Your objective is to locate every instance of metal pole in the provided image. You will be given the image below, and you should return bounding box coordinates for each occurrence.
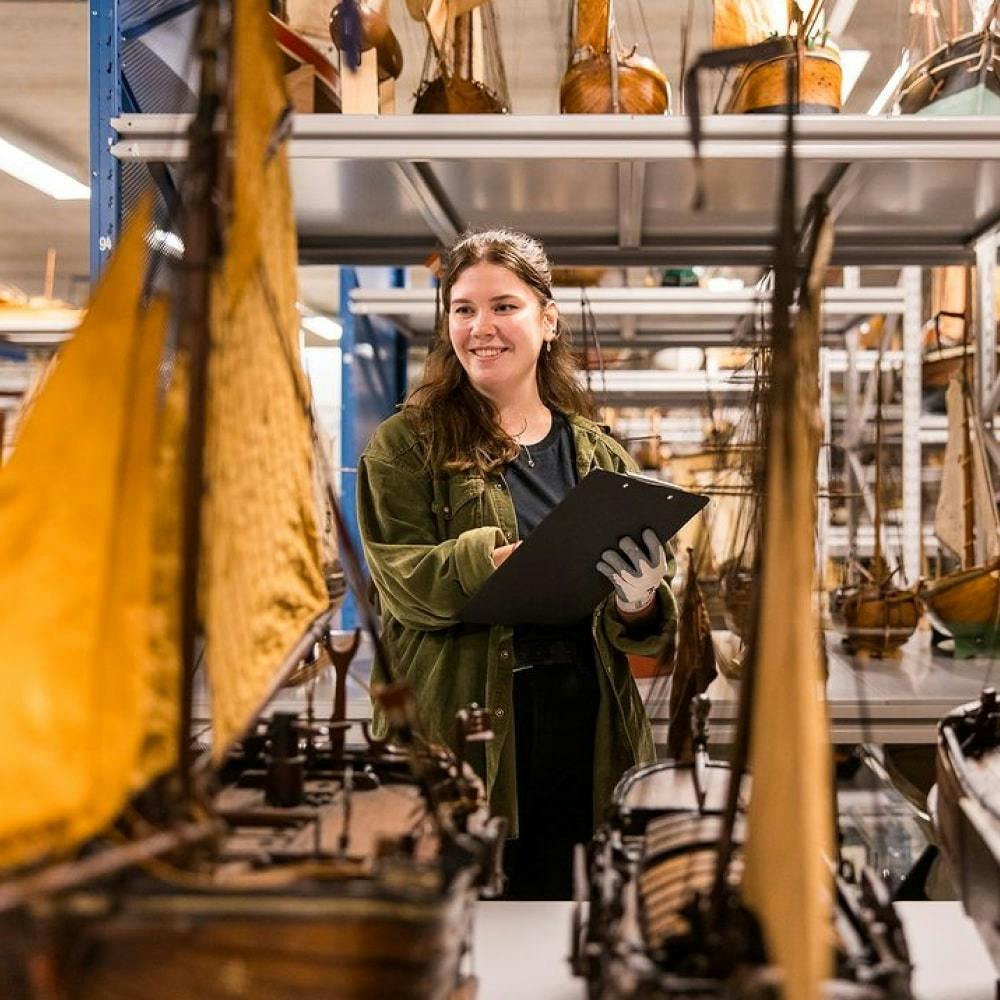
[900,266,923,586]
[975,234,999,471]
[89,0,121,282]
[844,329,860,573]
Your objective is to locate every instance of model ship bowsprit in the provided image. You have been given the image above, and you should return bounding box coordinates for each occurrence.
[0,2,502,997]
[574,47,913,1000]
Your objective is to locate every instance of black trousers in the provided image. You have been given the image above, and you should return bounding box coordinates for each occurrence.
[502,653,600,901]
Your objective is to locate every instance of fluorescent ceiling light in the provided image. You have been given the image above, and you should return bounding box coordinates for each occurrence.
[301,314,342,342]
[840,49,870,104]
[867,52,910,115]
[0,138,90,201]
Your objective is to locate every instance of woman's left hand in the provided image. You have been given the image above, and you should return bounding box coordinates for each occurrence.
[596,528,667,614]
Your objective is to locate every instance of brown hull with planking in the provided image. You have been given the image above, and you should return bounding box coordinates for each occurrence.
[413,74,507,113]
[898,29,1000,116]
[726,45,842,115]
[921,560,1000,659]
[560,52,669,114]
[29,882,476,1000]
[923,343,1000,389]
[831,584,922,657]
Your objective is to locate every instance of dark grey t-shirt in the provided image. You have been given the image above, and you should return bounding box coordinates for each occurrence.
[505,410,577,540]
[506,411,592,650]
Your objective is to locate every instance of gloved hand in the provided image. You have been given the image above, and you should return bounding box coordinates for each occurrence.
[596,528,667,614]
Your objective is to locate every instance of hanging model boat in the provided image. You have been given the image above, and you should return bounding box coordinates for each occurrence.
[560,0,670,113]
[898,1,1000,115]
[713,0,842,114]
[0,3,503,997]
[933,688,1000,970]
[831,354,922,657]
[409,0,510,113]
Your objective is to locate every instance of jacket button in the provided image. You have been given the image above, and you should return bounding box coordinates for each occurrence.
[443,505,450,514]
[499,649,509,660]
[494,707,505,718]
[495,482,504,491]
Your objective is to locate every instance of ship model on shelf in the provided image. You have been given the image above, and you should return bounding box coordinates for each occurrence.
[919,306,1000,659]
[711,0,842,114]
[933,687,1000,970]
[573,56,912,998]
[560,0,670,113]
[0,3,502,998]
[831,352,922,658]
[897,0,1000,115]
[408,0,510,113]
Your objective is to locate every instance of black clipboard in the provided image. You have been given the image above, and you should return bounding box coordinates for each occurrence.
[460,469,709,627]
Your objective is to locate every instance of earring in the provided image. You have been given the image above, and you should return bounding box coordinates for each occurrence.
[546,340,552,354]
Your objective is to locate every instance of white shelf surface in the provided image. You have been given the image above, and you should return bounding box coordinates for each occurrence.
[111,114,1000,267]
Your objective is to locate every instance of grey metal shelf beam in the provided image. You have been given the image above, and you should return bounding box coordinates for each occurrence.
[110,114,1000,267]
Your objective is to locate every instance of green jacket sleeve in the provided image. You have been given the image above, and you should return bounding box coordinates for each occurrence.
[357,453,504,631]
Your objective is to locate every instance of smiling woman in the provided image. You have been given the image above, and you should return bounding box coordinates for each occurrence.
[356,229,678,900]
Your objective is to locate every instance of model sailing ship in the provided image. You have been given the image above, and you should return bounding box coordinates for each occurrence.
[0,2,502,997]
[712,0,842,114]
[920,336,1000,658]
[575,57,912,999]
[898,0,1000,115]
[409,0,510,113]
[561,0,670,113]
[831,354,922,657]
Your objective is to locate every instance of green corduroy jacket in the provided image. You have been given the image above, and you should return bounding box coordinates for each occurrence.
[356,410,677,836]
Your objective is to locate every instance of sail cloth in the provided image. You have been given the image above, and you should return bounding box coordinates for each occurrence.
[742,218,834,1000]
[935,378,1000,565]
[202,0,328,760]
[0,202,179,869]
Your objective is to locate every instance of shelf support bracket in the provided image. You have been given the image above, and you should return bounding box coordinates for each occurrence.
[390,161,462,248]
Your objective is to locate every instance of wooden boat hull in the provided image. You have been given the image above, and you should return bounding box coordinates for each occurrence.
[921,562,1000,659]
[413,75,507,114]
[27,877,477,1000]
[831,584,921,657]
[899,29,1000,116]
[560,52,670,114]
[934,695,1000,971]
[726,45,842,115]
[923,343,1000,389]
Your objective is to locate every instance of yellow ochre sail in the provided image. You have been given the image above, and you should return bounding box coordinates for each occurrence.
[203,0,328,760]
[0,200,177,869]
[742,217,835,1000]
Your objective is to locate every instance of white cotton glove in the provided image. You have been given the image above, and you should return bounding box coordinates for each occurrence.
[596,528,667,614]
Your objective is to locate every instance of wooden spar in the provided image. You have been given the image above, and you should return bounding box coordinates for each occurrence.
[962,268,976,569]
[454,10,473,80]
[177,0,223,803]
[574,0,610,53]
[873,347,884,575]
[0,821,219,914]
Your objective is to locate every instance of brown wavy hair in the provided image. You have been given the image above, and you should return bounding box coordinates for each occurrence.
[404,229,593,474]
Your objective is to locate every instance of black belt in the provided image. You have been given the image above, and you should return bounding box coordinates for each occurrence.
[512,637,593,671]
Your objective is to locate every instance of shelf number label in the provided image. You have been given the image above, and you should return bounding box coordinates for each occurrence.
[98,235,113,252]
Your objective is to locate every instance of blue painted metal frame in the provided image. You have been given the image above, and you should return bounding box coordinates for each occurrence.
[89,0,122,282]
[339,267,408,629]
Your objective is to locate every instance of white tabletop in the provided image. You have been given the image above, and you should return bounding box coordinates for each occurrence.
[471,900,996,1000]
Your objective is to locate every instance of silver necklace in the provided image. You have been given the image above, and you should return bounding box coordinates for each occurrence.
[513,416,536,468]
[521,441,535,468]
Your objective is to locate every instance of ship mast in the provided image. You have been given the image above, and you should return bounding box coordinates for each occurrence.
[873,351,885,580]
[574,0,611,53]
[176,0,224,800]
[961,268,976,569]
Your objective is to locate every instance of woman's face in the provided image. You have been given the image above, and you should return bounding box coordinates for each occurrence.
[447,262,557,401]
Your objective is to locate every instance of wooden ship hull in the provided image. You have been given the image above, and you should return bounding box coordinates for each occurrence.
[560,52,670,114]
[923,342,1000,389]
[726,42,842,115]
[921,560,1000,659]
[898,28,1000,116]
[4,738,502,1000]
[830,584,922,657]
[413,74,507,113]
[574,757,912,998]
[933,691,1000,971]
